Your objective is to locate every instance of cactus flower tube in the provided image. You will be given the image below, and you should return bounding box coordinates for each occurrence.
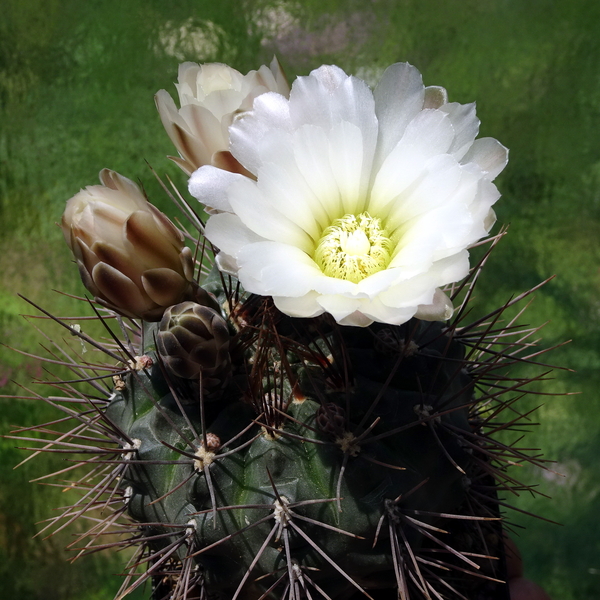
[155,57,290,176]
[189,63,508,327]
[61,169,195,320]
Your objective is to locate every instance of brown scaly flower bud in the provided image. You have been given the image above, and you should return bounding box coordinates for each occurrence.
[157,302,231,391]
[61,169,195,321]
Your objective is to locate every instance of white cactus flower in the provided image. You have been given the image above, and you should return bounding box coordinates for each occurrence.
[155,57,290,176]
[189,63,508,327]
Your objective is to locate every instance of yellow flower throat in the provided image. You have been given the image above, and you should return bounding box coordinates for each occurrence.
[314,212,392,283]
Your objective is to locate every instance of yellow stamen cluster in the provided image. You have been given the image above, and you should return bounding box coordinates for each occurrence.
[314,212,393,283]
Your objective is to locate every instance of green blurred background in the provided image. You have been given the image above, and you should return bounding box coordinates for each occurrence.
[1,0,599,598]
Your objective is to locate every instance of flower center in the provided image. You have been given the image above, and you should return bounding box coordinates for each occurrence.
[314,213,393,283]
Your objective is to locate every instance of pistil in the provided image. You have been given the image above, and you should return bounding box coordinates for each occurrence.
[314,212,393,283]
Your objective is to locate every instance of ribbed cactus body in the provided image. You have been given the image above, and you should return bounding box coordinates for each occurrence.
[106,302,504,600]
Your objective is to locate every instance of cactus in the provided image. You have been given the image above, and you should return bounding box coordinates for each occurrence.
[9,58,562,600]
[11,231,558,600]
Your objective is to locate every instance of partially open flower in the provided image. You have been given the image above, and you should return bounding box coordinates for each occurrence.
[155,57,290,176]
[157,302,231,389]
[189,63,508,327]
[61,169,195,321]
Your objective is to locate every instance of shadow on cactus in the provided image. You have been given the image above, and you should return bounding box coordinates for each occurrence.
[6,59,567,600]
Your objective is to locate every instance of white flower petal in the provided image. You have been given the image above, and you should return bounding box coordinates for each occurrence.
[204,212,265,258]
[175,62,202,94]
[290,66,376,133]
[311,275,362,296]
[236,241,322,297]
[368,110,455,216]
[484,207,497,232]
[384,153,463,235]
[98,169,148,210]
[188,165,244,212]
[247,126,296,172]
[390,201,474,271]
[256,150,327,239]
[336,309,375,327]
[229,91,291,174]
[328,120,370,215]
[377,273,438,309]
[292,124,343,222]
[215,252,238,275]
[414,289,454,321]
[357,298,418,326]
[271,56,290,90]
[227,177,315,253]
[273,292,324,319]
[373,63,425,168]
[355,267,407,298]
[200,88,250,120]
[432,251,471,284]
[179,104,227,148]
[287,68,380,190]
[316,294,364,323]
[462,137,509,180]
[469,195,500,240]
[290,66,347,127]
[439,102,480,161]
[379,252,469,310]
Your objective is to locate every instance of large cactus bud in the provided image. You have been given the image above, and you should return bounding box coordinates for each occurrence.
[61,169,195,321]
[154,57,290,176]
[156,301,232,392]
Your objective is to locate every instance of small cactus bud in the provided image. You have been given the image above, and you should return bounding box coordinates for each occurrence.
[61,169,195,321]
[157,302,231,390]
[315,403,346,436]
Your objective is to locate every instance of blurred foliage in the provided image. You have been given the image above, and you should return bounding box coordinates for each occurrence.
[1,0,599,598]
